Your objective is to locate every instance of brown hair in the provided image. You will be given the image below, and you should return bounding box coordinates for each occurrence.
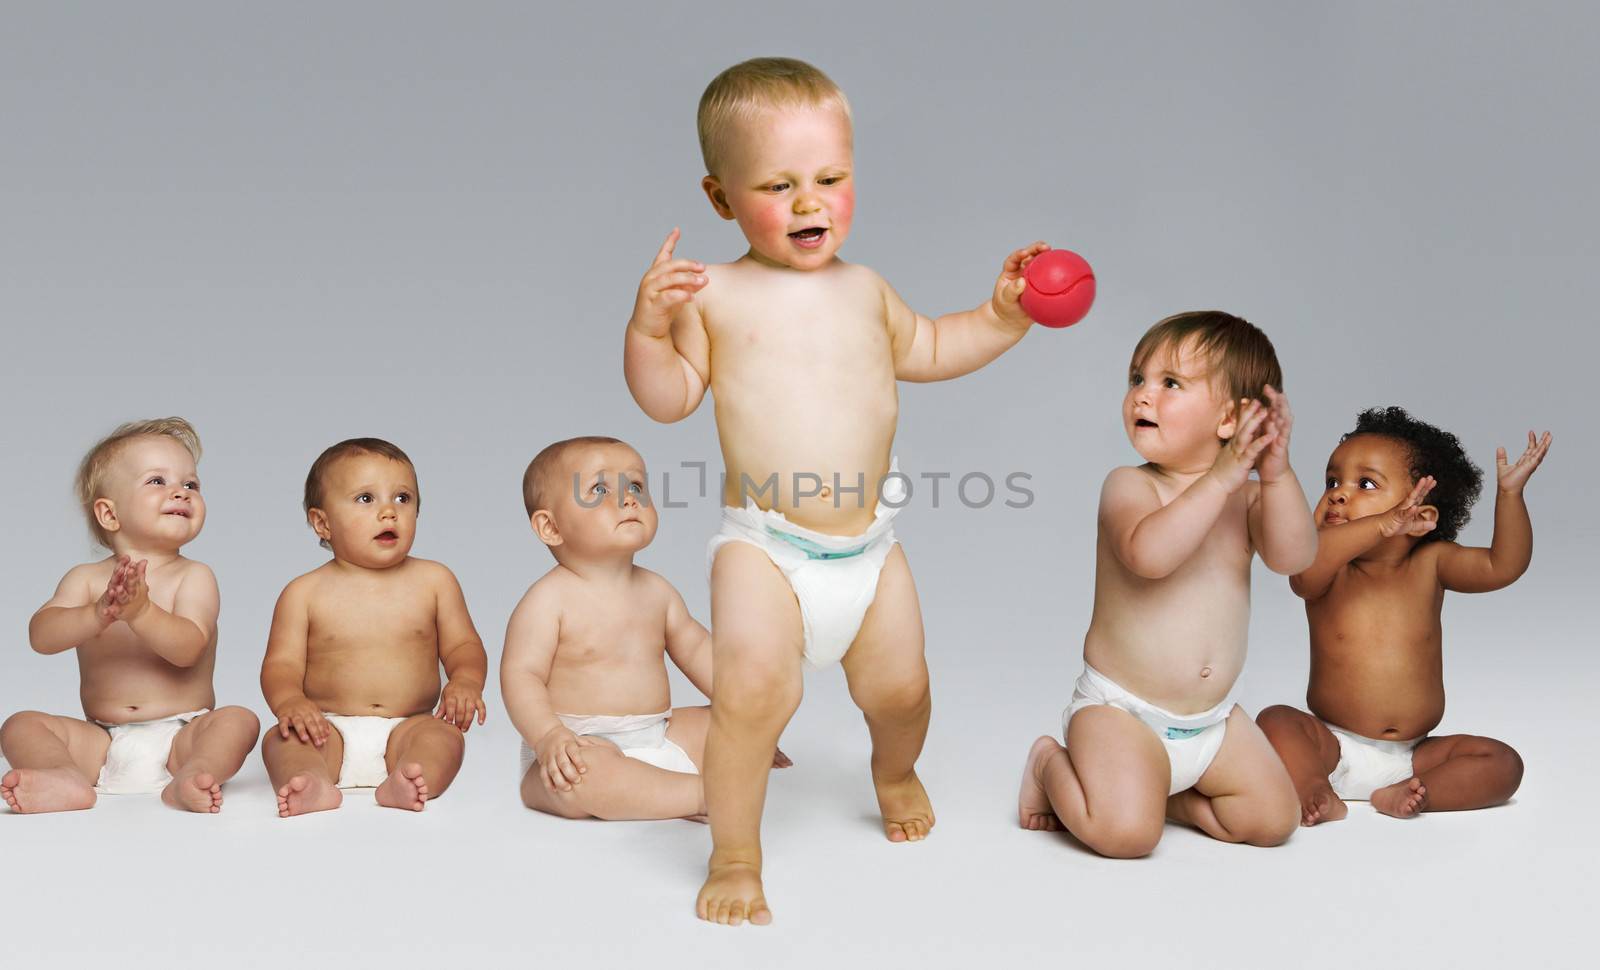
[523,436,627,517]
[1131,310,1283,409]
[75,417,202,548]
[697,57,851,177]
[304,438,417,548]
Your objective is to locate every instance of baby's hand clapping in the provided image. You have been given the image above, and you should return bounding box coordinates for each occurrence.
[1254,386,1295,485]
[1378,476,1438,538]
[276,697,331,747]
[1496,431,1552,495]
[114,558,151,623]
[992,241,1049,329]
[1208,397,1277,494]
[629,228,707,339]
[535,725,597,793]
[434,680,487,733]
[94,556,134,627]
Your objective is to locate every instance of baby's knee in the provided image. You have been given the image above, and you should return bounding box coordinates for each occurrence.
[211,706,261,735]
[854,675,931,722]
[1255,705,1308,736]
[1243,798,1300,848]
[716,661,801,721]
[0,710,48,743]
[1477,738,1524,799]
[1083,812,1164,859]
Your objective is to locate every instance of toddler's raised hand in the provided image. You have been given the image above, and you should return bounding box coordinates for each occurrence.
[276,697,331,747]
[991,241,1049,328]
[1378,476,1438,538]
[1496,430,1552,495]
[535,725,593,793]
[629,228,707,339]
[1208,398,1277,494]
[1255,386,1295,485]
[435,680,488,733]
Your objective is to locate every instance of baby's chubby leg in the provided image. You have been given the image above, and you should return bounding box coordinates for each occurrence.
[163,706,261,814]
[1390,733,1523,816]
[1019,706,1170,857]
[841,545,935,844]
[1173,706,1300,847]
[0,712,108,813]
[1257,705,1347,825]
[376,714,465,812]
[697,542,805,927]
[522,721,708,822]
[261,722,343,818]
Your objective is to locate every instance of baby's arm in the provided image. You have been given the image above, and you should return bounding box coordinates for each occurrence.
[1245,388,1317,575]
[887,243,1046,383]
[259,580,330,746]
[662,584,713,699]
[1104,401,1276,579]
[623,228,711,422]
[1289,476,1437,600]
[431,564,489,731]
[1436,431,1552,593]
[27,564,106,654]
[501,586,595,792]
[118,560,217,668]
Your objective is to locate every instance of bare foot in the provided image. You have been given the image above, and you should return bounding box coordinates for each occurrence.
[375,762,429,812]
[1,767,96,814]
[276,773,341,817]
[162,770,223,814]
[697,861,771,926]
[1371,777,1428,819]
[1299,781,1348,826]
[1019,736,1063,831]
[874,768,935,842]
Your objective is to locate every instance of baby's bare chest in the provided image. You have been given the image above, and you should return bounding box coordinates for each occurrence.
[707,280,890,369]
[305,584,437,656]
[556,604,667,668]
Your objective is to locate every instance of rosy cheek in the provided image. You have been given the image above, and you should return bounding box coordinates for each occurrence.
[751,199,791,239]
[830,185,855,233]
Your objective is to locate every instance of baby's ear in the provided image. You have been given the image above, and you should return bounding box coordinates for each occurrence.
[1215,399,1243,441]
[1417,504,1440,525]
[92,497,120,534]
[531,510,562,548]
[701,175,735,221]
[306,508,332,545]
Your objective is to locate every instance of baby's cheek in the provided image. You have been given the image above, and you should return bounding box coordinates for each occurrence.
[751,200,792,240]
[831,185,855,234]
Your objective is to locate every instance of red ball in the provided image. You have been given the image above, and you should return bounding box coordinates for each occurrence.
[1020,249,1095,328]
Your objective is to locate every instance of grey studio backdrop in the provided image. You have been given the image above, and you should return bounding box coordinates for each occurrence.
[1,3,1593,968]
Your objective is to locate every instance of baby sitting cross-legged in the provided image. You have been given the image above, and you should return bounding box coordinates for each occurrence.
[1259,408,1551,823]
[503,436,788,822]
[259,437,489,816]
[1,418,259,814]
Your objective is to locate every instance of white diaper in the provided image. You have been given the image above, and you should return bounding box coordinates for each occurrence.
[324,713,405,789]
[1325,722,1421,800]
[94,708,209,794]
[1064,666,1233,795]
[519,711,697,777]
[706,462,904,668]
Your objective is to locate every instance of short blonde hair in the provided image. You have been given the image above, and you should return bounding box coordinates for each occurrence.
[75,417,203,548]
[697,57,851,177]
[523,436,626,517]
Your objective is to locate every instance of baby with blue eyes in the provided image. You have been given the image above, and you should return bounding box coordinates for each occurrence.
[502,436,789,823]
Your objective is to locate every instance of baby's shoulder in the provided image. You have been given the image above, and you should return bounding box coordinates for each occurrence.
[1100,465,1160,498]
[631,565,686,607]
[53,558,113,602]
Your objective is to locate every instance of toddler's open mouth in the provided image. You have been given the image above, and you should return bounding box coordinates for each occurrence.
[788,227,827,249]
[163,508,191,518]
[1135,419,1158,429]
[374,530,399,543]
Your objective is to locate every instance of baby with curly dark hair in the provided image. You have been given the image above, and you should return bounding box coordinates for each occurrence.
[1258,407,1551,823]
